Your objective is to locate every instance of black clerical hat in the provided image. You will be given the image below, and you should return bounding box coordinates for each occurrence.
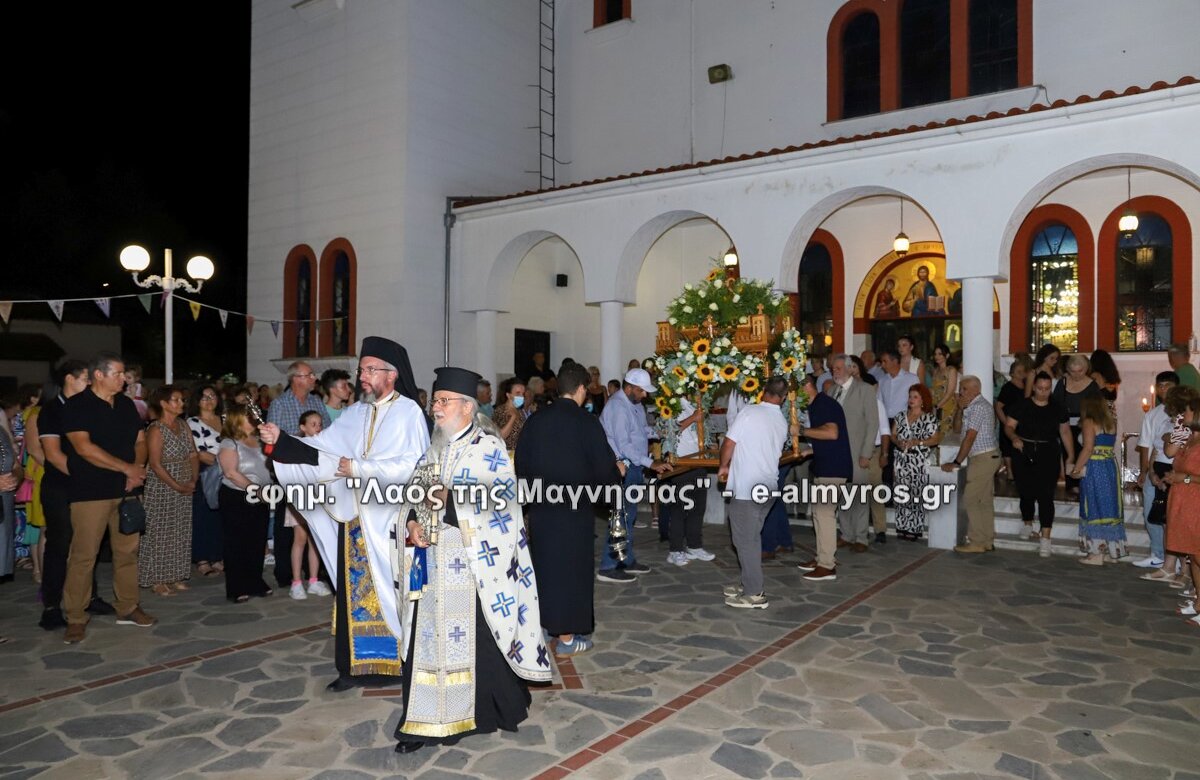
[432,366,482,398]
[360,336,420,403]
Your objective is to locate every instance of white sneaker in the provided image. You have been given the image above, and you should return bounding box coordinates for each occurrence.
[264,553,276,566]
[685,547,715,562]
[1133,556,1165,568]
[667,551,689,567]
[1038,537,1052,558]
[289,582,307,600]
[1178,600,1196,616]
[307,580,332,596]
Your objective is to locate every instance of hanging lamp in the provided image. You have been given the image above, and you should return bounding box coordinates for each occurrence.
[1118,167,1139,236]
[893,198,910,256]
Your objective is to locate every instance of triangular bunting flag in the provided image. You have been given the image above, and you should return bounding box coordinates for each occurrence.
[218,309,228,328]
[189,301,201,321]
[94,298,111,317]
[0,302,11,324]
[270,320,280,338]
[246,315,255,335]
[138,294,153,314]
[48,300,65,321]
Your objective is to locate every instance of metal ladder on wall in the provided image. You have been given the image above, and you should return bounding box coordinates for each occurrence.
[530,0,559,189]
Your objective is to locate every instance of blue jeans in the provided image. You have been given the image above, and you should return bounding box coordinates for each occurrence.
[600,468,642,570]
[761,465,794,552]
[1143,478,1165,561]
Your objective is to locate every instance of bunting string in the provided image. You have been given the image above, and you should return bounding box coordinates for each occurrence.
[0,292,347,326]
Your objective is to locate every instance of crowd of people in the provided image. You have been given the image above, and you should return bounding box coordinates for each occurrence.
[1,335,1198,745]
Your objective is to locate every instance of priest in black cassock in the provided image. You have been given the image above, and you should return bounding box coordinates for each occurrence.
[516,363,624,656]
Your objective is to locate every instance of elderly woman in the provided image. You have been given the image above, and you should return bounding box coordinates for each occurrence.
[140,385,199,596]
[217,406,274,603]
[187,384,225,576]
[1053,354,1101,496]
[891,384,942,540]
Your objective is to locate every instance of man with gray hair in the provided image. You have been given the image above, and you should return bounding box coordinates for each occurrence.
[829,354,879,552]
[941,375,1001,553]
[1167,344,1200,390]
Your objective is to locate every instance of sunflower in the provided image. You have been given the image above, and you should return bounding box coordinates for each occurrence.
[697,382,709,393]
[720,365,740,381]
[692,338,711,357]
[706,268,721,282]
[661,383,673,397]
[672,366,687,380]
[781,356,798,373]
[741,376,760,394]
[696,364,716,382]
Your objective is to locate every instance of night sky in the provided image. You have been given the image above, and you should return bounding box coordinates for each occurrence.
[1,3,251,381]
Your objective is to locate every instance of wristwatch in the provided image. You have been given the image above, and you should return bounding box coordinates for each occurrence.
[1185,474,1193,484]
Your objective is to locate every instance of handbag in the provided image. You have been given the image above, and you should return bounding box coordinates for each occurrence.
[118,495,147,535]
[200,464,222,510]
[14,477,33,504]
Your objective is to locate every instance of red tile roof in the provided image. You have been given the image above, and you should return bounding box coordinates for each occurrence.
[456,75,1199,209]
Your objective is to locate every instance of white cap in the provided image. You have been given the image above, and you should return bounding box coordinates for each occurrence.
[624,368,656,393]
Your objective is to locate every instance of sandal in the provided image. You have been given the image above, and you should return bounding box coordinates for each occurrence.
[152,584,177,597]
[1140,569,1174,582]
[172,581,190,592]
[212,562,225,573]
[196,562,214,577]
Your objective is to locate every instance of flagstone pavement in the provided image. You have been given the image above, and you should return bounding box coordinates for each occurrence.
[0,524,1197,780]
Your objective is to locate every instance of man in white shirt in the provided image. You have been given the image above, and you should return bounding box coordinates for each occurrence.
[718,377,789,609]
[877,349,919,419]
[1135,371,1179,567]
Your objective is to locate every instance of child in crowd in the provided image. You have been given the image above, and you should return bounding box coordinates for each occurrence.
[288,410,332,600]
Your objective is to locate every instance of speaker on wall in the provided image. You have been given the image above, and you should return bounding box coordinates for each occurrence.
[555,274,568,288]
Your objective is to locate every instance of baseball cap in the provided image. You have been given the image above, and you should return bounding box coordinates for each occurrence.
[624,368,656,393]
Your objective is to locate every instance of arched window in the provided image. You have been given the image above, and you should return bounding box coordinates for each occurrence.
[797,243,835,357]
[842,12,881,118]
[319,238,357,357]
[900,0,950,108]
[1029,224,1080,352]
[969,0,1018,95]
[1116,213,1173,351]
[283,246,317,359]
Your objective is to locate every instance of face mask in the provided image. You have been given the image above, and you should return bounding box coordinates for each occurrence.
[513,396,525,409]
[584,402,594,412]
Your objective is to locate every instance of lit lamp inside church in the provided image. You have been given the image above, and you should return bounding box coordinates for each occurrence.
[893,197,910,256]
[722,246,739,267]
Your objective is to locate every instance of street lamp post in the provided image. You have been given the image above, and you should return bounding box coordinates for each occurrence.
[119,245,215,383]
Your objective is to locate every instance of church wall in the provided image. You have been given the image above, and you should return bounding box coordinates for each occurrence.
[556,0,1200,185]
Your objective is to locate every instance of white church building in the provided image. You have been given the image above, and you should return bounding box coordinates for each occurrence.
[247,0,1200,432]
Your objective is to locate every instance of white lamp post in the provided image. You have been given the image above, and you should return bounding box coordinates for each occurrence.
[119,245,215,383]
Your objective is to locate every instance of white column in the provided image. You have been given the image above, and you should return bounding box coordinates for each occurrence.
[600,300,624,384]
[962,276,995,387]
[474,309,498,385]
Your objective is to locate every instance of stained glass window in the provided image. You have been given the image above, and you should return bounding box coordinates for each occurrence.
[1029,224,1079,352]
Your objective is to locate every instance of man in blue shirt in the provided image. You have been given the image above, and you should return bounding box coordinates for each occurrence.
[795,373,852,582]
[599,368,671,582]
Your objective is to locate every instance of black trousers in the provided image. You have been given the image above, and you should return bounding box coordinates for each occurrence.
[662,470,708,552]
[41,486,96,611]
[220,486,271,601]
[1012,441,1059,528]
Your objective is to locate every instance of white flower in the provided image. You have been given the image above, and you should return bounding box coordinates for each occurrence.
[743,358,754,368]
[739,316,748,324]
[712,347,722,355]
[708,302,718,311]
[668,317,677,325]
[698,288,707,299]
[712,279,723,289]
[684,284,693,291]
[683,306,693,313]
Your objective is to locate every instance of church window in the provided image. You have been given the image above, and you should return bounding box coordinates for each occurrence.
[283,247,316,359]
[1028,224,1079,352]
[900,0,951,108]
[594,0,630,27]
[969,0,1019,95]
[1116,213,1173,351]
[842,12,881,118]
[797,243,835,357]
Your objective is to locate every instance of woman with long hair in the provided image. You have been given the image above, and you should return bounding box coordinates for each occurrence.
[139,385,199,596]
[1025,344,1062,397]
[1071,395,1125,564]
[897,335,926,385]
[217,406,273,603]
[493,377,529,452]
[930,344,959,435]
[187,384,225,576]
[1163,390,1200,624]
[892,384,942,540]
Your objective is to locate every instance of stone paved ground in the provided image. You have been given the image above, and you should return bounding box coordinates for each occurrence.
[0,523,1197,780]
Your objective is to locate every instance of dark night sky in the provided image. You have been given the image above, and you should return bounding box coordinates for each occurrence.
[1,3,251,381]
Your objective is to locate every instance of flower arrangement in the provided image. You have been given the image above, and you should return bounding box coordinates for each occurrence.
[666,265,790,330]
[653,333,766,415]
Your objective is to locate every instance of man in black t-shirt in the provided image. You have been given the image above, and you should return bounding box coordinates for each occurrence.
[61,352,155,644]
[795,374,853,583]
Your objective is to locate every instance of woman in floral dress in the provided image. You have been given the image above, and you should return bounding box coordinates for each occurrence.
[187,385,224,576]
[139,386,199,595]
[892,384,942,540]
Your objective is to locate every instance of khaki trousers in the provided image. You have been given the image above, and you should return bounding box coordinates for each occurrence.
[867,449,887,535]
[963,451,1001,547]
[811,477,846,570]
[64,499,141,624]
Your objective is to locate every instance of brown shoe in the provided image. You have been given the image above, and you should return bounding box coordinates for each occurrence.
[802,566,837,582]
[836,537,849,548]
[760,551,777,560]
[63,623,86,644]
[954,544,990,554]
[116,607,158,628]
[850,542,868,553]
[796,559,819,573]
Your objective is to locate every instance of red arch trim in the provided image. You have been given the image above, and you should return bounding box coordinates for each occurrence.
[793,229,846,353]
[1096,195,1193,351]
[282,245,317,359]
[1008,204,1095,354]
[318,238,358,357]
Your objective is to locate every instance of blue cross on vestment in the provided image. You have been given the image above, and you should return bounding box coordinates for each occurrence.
[453,468,478,487]
[421,626,435,642]
[518,528,528,549]
[448,626,466,643]
[508,639,524,663]
[478,541,499,566]
[483,448,507,472]
[537,644,550,667]
[494,477,516,501]
[518,604,528,626]
[506,557,519,581]
[489,511,513,534]
[448,557,467,575]
[518,565,534,588]
[491,592,516,618]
